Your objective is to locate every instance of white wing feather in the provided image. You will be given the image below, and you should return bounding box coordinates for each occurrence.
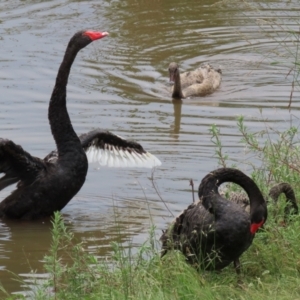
[85,143,161,168]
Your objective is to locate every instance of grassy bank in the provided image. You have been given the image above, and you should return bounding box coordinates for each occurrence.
[15,209,300,300]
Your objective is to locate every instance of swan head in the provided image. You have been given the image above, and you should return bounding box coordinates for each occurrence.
[69,30,109,50]
[250,203,268,234]
[168,62,180,85]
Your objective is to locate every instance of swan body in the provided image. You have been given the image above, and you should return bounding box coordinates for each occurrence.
[168,62,222,99]
[226,191,250,212]
[160,168,267,272]
[0,30,161,220]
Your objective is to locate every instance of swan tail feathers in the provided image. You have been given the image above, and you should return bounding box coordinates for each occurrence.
[0,138,46,189]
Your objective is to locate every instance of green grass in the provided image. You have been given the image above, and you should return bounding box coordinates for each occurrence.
[17,209,300,300]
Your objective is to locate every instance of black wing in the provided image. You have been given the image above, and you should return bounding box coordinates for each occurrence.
[0,138,46,190]
[45,129,161,168]
[81,129,161,168]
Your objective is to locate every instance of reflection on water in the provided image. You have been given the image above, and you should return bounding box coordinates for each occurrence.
[170,100,182,139]
[0,219,52,294]
[0,0,299,295]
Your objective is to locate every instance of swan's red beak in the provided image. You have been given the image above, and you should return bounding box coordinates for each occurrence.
[250,220,264,234]
[83,31,109,41]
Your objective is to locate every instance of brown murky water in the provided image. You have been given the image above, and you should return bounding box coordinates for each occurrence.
[0,0,299,296]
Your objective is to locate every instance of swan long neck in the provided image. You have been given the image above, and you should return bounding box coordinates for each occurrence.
[198,168,266,218]
[269,183,298,211]
[172,70,184,99]
[48,43,81,156]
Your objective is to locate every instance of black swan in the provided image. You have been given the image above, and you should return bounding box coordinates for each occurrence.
[160,168,267,272]
[168,62,222,99]
[227,182,298,220]
[0,30,161,220]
